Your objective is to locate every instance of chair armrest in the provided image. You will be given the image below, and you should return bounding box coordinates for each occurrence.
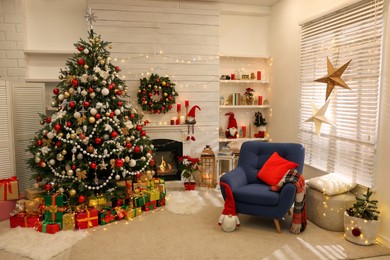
[220,167,248,191]
[277,183,297,212]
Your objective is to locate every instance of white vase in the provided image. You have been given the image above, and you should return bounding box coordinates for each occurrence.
[344,212,380,245]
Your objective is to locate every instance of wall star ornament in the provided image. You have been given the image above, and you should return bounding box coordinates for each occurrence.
[305,98,336,136]
[314,57,351,100]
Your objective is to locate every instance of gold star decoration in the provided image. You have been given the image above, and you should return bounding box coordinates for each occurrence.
[305,98,336,136]
[121,127,129,135]
[41,138,52,146]
[314,57,351,100]
[77,115,87,125]
[76,170,87,180]
[99,160,108,170]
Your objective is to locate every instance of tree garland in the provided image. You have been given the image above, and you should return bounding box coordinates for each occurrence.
[137,73,178,114]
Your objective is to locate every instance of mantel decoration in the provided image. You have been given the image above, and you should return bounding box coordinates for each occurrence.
[137,73,178,114]
[244,87,254,105]
[178,155,201,191]
[344,188,380,245]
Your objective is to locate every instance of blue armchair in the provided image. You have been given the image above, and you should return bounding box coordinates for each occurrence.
[220,141,305,233]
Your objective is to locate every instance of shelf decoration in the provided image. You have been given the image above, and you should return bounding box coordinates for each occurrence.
[314,57,351,101]
[254,111,267,138]
[305,98,335,136]
[137,73,178,114]
[244,87,254,105]
[225,112,238,139]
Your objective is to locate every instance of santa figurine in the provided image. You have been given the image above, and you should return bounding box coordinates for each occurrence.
[218,182,240,232]
[185,105,201,141]
[225,112,238,139]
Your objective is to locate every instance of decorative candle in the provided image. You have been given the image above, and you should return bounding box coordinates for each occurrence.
[231,73,235,80]
[257,71,261,80]
[258,96,263,105]
[180,115,185,124]
[176,118,180,125]
[242,125,247,138]
[185,99,189,107]
[177,103,181,112]
[170,118,175,125]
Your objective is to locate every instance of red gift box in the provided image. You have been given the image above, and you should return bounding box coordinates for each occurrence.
[142,201,157,212]
[0,200,16,221]
[9,213,40,228]
[36,221,61,234]
[76,208,99,229]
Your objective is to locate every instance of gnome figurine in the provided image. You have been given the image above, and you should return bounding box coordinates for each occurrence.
[225,112,238,139]
[218,182,240,232]
[185,105,201,141]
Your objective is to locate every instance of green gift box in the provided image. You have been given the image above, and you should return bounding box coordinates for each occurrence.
[157,193,166,207]
[98,207,117,225]
[134,194,148,207]
[44,193,65,223]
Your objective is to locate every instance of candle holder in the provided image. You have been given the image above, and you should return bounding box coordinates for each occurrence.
[200,145,216,188]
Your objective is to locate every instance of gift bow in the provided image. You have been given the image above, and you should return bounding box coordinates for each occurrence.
[0,176,17,200]
[45,194,65,222]
[115,207,125,219]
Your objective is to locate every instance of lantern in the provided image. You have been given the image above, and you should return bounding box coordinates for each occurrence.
[200,145,216,187]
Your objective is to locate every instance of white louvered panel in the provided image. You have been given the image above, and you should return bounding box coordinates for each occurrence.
[12,82,45,192]
[0,81,16,179]
[298,0,384,187]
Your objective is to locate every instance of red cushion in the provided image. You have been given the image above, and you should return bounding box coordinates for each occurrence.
[257,152,299,186]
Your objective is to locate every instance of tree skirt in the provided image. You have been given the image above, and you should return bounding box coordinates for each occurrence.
[165,190,206,215]
[0,227,88,260]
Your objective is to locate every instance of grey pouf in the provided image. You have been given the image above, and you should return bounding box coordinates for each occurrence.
[306,186,355,232]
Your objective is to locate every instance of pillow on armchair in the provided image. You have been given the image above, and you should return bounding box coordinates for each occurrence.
[257,152,299,186]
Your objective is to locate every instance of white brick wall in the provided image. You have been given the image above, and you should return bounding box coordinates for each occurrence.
[0,0,26,81]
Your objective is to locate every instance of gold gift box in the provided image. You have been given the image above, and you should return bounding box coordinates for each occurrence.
[62,213,75,230]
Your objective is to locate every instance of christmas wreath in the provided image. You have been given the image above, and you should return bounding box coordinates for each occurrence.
[137,73,178,114]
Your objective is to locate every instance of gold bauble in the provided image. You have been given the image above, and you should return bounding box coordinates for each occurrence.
[58,132,63,138]
[163,92,168,97]
[61,149,67,155]
[89,117,96,124]
[100,60,105,65]
[84,65,89,70]
[64,91,70,98]
[70,133,76,139]
[162,81,166,86]
[109,45,112,49]
[68,87,74,94]
[105,112,110,117]
[95,37,100,43]
[69,189,77,196]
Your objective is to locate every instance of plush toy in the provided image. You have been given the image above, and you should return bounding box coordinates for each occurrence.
[225,112,238,139]
[185,105,201,141]
[218,182,240,232]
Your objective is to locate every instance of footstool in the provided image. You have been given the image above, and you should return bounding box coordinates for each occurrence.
[306,186,355,232]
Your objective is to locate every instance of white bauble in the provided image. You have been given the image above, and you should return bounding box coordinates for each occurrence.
[125,156,130,162]
[101,88,109,96]
[81,90,88,97]
[74,112,81,119]
[84,48,89,54]
[115,174,120,180]
[47,132,54,139]
[67,169,74,176]
[115,109,121,116]
[89,92,96,99]
[49,159,56,165]
[103,134,110,140]
[90,108,97,115]
[77,153,83,160]
[58,94,64,101]
[129,159,136,167]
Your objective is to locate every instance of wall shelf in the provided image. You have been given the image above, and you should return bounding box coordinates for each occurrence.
[219,105,269,109]
[220,80,269,84]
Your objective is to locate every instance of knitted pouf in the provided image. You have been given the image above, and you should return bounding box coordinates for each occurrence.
[306,186,355,232]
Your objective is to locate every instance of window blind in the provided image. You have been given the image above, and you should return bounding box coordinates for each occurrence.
[298,0,384,187]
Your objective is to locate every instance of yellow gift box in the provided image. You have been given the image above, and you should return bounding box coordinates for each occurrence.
[88,196,107,208]
[146,189,160,201]
[25,188,43,200]
[62,213,75,230]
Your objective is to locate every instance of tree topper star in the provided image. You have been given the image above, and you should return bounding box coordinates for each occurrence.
[314,57,351,100]
[305,98,336,136]
[85,8,97,30]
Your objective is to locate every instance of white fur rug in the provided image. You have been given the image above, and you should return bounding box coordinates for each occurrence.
[165,190,206,215]
[0,226,88,260]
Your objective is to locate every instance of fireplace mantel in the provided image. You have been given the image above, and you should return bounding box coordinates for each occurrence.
[144,125,188,142]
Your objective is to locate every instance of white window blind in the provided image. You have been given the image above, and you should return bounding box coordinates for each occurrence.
[298,0,384,187]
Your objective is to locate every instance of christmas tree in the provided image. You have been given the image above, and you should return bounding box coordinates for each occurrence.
[26,15,155,207]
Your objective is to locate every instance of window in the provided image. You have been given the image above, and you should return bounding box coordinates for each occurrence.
[298,0,384,187]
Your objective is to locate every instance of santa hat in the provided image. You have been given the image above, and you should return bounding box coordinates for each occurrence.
[187,105,201,118]
[225,112,237,129]
[220,182,237,216]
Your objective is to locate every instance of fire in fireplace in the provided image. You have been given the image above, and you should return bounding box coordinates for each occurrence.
[152,139,183,181]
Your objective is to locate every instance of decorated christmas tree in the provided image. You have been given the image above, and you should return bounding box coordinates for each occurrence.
[26,14,155,207]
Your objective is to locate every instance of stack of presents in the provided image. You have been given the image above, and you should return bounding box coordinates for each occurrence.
[0,176,166,234]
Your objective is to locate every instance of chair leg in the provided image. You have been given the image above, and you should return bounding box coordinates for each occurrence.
[273,219,281,234]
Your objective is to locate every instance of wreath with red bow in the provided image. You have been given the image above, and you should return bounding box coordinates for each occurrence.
[137,73,178,114]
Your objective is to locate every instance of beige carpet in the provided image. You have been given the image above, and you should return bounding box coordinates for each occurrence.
[0,188,389,260]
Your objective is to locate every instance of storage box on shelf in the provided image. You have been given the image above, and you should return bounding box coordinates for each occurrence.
[219,55,271,148]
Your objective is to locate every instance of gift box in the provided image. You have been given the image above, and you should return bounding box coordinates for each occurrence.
[0,176,19,201]
[157,184,166,195]
[157,193,165,207]
[36,220,61,234]
[44,193,65,223]
[62,213,75,231]
[134,194,148,207]
[114,206,126,220]
[145,189,160,202]
[133,182,147,191]
[88,195,108,210]
[25,188,44,200]
[0,200,16,221]
[142,201,156,212]
[9,213,40,228]
[99,207,117,225]
[76,208,99,229]
[117,180,133,195]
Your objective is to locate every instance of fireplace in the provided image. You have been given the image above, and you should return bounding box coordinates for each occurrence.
[152,139,183,181]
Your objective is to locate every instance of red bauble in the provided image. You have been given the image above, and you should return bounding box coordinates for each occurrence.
[125,142,132,149]
[109,112,114,118]
[108,83,115,90]
[168,96,173,101]
[55,141,62,147]
[150,159,155,166]
[161,107,165,111]
[95,113,101,119]
[156,110,161,114]
[115,159,124,167]
[66,121,72,127]
[352,227,361,237]
[44,183,51,191]
[115,66,120,71]
[116,90,122,96]
[88,87,94,93]
[78,58,85,66]
[35,175,42,182]
[71,165,76,170]
[156,78,160,83]
[39,161,45,167]
[54,124,61,132]
[69,101,76,108]
[53,88,60,95]
[136,125,142,131]
[95,137,102,144]
[77,45,84,51]
[78,195,85,204]
[130,114,135,119]
[134,146,141,153]
[83,101,90,107]
[150,110,155,114]
[71,79,78,86]
[46,117,51,123]
[111,131,118,138]
[117,101,123,107]
[141,130,146,136]
[79,133,86,140]
[90,162,97,170]
[136,173,142,179]
[36,140,43,146]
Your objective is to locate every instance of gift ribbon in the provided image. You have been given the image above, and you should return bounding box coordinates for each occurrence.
[103,211,115,223]
[115,207,125,219]
[0,176,17,200]
[77,209,98,228]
